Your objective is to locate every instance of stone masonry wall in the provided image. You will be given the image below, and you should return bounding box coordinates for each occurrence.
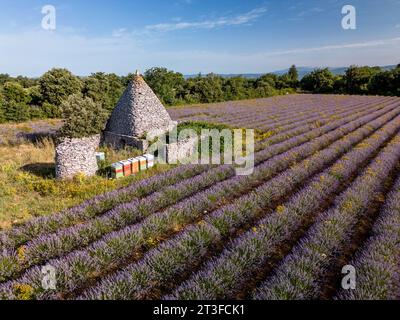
[105,75,176,139]
[55,135,100,179]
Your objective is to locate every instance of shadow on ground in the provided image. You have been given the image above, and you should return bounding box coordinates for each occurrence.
[17,131,58,144]
[21,163,56,178]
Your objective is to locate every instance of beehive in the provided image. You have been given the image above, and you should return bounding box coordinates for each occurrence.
[129,158,140,174]
[95,152,105,162]
[143,154,155,168]
[137,156,147,171]
[111,162,124,179]
[120,160,132,176]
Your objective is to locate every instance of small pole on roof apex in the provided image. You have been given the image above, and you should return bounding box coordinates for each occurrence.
[135,69,140,76]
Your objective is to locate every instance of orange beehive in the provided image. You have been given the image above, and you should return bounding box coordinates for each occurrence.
[120,160,132,176]
[129,158,139,174]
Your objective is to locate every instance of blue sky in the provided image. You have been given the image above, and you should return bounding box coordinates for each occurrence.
[0,0,399,76]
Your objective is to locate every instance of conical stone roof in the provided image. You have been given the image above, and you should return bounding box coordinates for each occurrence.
[105,73,175,139]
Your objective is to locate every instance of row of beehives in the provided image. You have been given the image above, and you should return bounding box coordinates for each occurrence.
[110,154,155,179]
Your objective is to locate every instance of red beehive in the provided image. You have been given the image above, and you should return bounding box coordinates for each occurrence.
[129,158,139,174]
[119,160,132,176]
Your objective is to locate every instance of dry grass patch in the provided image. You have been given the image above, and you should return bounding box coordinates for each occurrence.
[0,138,171,230]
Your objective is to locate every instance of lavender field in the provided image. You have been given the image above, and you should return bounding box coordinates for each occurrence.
[1,94,400,300]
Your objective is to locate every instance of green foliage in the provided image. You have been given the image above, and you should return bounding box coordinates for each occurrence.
[222,77,248,101]
[41,102,61,118]
[288,65,299,82]
[2,62,398,125]
[190,74,225,103]
[144,67,186,105]
[0,92,5,123]
[345,65,381,94]
[301,68,336,93]
[1,82,31,122]
[177,120,231,134]
[39,68,83,107]
[58,94,108,138]
[286,65,300,88]
[83,72,124,112]
[0,74,11,86]
[177,121,236,157]
[369,68,400,96]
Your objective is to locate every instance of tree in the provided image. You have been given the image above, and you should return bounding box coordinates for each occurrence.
[2,81,31,122]
[288,65,299,82]
[0,74,11,86]
[58,94,108,139]
[0,92,5,123]
[144,67,185,105]
[257,73,278,88]
[191,74,224,103]
[222,76,248,101]
[301,68,336,93]
[39,68,83,107]
[345,65,381,94]
[333,76,346,94]
[106,73,125,110]
[369,68,400,96]
[83,72,124,112]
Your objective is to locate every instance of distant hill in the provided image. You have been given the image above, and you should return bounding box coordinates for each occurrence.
[184,65,397,80]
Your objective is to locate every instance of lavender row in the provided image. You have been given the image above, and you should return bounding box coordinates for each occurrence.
[253,97,386,139]
[77,108,400,300]
[77,223,222,300]
[194,96,388,127]
[193,97,391,129]
[336,175,400,300]
[170,95,383,123]
[168,115,400,300]
[0,165,235,283]
[0,100,398,298]
[1,100,394,299]
[0,97,391,283]
[0,98,379,251]
[0,164,212,250]
[254,134,400,300]
[255,99,396,150]
[232,97,391,130]
[255,98,392,134]
[1,96,394,253]
[173,95,369,126]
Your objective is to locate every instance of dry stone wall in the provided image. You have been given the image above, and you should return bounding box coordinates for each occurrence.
[105,75,176,140]
[55,135,100,179]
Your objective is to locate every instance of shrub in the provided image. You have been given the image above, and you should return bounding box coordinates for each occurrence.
[58,94,108,139]
[39,68,83,107]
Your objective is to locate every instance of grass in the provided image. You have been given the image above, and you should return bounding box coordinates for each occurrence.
[0,119,265,230]
[0,137,171,230]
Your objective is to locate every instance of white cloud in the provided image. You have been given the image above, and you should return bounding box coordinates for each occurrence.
[395,24,400,28]
[112,28,128,38]
[259,37,400,56]
[0,28,399,77]
[145,7,267,32]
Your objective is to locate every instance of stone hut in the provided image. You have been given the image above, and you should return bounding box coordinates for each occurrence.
[103,71,177,150]
[55,134,100,179]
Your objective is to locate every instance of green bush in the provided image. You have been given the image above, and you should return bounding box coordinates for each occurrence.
[301,68,337,93]
[39,68,83,107]
[0,93,5,123]
[1,82,31,122]
[58,94,108,138]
